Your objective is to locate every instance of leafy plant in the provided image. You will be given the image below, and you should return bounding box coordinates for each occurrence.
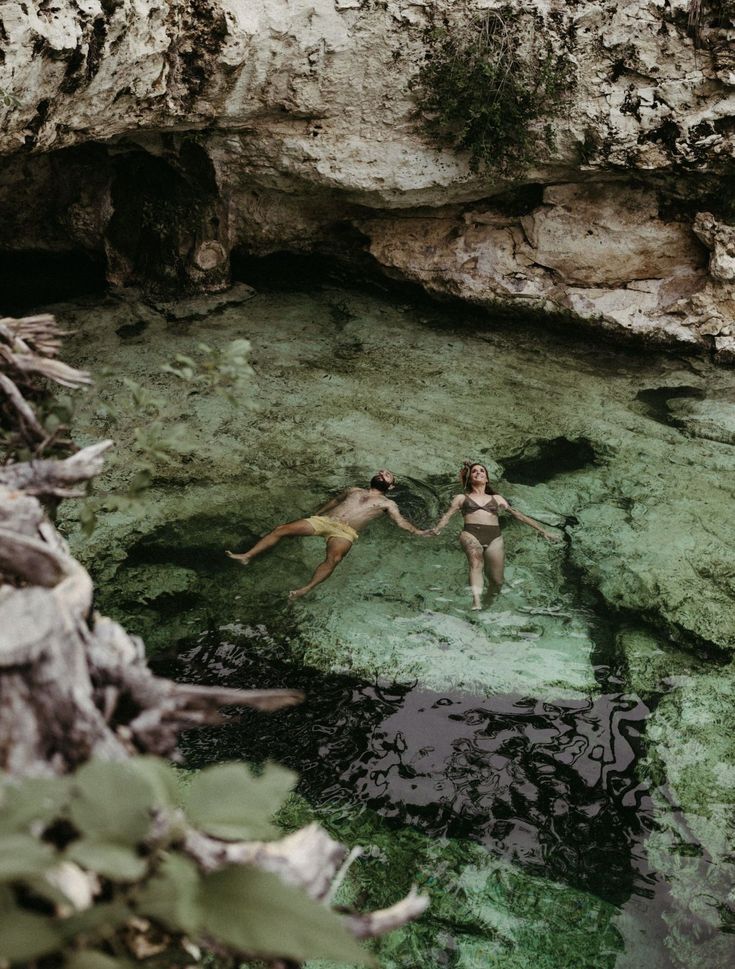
[0,758,370,967]
[0,87,21,108]
[412,9,575,174]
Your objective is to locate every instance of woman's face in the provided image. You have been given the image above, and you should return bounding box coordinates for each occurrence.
[470,464,488,484]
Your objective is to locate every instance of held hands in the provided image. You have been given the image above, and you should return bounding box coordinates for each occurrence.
[419,527,439,537]
[542,529,562,542]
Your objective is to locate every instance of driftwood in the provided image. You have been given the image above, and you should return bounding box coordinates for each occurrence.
[0,313,428,949]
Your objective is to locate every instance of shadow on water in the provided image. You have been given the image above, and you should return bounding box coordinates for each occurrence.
[151,630,656,909]
[0,250,107,316]
[634,386,706,430]
[500,436,599,485]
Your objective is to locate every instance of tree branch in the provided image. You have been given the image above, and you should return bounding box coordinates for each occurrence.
[0,372,46,441]
[0,441,113,494]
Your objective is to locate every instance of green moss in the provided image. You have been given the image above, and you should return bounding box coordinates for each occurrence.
[412,10,575,174]
[278,798,622,969]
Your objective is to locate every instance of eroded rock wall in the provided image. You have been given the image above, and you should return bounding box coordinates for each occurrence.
[1,1,735,354]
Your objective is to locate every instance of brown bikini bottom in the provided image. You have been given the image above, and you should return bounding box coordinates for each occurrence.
[462,523,502,549]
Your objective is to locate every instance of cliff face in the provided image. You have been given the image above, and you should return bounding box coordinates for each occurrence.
[1,1,734,356]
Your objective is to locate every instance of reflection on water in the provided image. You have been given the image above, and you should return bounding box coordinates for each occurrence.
[152,629,655,907]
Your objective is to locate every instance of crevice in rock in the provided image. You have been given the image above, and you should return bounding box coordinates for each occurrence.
[105,142,228,295]
[471,183,545,217]
[500,437,599,485]
[634,385,706,429]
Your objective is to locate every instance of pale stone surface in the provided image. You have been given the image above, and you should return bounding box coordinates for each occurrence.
[693,212,735,282]
[1,2,735,352]
[357,186,721,347]
[522,184,705,287]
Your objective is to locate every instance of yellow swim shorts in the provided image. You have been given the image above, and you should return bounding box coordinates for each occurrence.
[306,516,359,544]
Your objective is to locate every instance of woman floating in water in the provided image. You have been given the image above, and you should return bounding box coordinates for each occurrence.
[428,462,559,610]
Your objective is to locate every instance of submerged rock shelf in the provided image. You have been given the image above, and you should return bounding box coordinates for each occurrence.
[55,282,735,968]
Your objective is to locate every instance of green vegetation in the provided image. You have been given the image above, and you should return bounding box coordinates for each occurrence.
[0,87,20,108]
[0,758,369,967]
[412,10,575,174]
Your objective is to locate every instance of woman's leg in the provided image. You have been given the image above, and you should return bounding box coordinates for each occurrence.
[459,531,485,610]
[226,519,317,564]
[289,537,353,599]
[483,536,505,603]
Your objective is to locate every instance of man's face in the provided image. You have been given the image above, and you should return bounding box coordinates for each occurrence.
[375,468,395,488]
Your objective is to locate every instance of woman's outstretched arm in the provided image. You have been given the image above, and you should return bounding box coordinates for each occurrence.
[505,505,561,541]
[427,494,465,535]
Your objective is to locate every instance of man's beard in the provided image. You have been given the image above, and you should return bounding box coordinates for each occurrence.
[370,476,391,493]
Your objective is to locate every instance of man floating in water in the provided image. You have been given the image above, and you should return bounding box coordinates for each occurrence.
[226,469,426,599]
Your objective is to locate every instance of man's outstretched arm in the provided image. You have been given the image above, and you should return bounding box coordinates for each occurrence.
[385,501,424,535]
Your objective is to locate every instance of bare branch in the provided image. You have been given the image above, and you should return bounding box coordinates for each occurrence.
[0,441,113,493]
[0,527,67,586]
[0,371,46,442]
[0,347,92,388]
[344,888,430,939]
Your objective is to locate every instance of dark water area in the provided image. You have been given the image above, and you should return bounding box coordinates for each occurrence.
[151,630,657,910]
[0,250,107,316]
[634,386,707,430]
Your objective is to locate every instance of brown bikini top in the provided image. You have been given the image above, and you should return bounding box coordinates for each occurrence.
[461,494,499,515]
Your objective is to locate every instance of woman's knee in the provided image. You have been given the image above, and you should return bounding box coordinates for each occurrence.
[486,558,504,583]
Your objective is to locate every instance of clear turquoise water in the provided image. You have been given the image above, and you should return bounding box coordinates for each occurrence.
[57,277,735,969]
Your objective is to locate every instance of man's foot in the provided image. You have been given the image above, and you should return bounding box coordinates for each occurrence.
[225,550,251,565]
[288,587,310,600]
[471,602,482,611]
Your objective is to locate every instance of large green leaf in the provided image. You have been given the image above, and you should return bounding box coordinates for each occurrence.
[0,833,56,881]
[126,757,183,810]
[58,900,133,942]
[184,763,295,840]
[66,951,134,969]
[199,865,372,965]
[69,761,156,845]
[136,852,201,933]
[0,908,62,961]
[0,776,70,833]
[67,840,147,882]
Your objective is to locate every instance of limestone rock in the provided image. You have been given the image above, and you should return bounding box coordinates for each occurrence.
[1,1,735,354]
[693,212,735,281]
[522,184,705,288]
